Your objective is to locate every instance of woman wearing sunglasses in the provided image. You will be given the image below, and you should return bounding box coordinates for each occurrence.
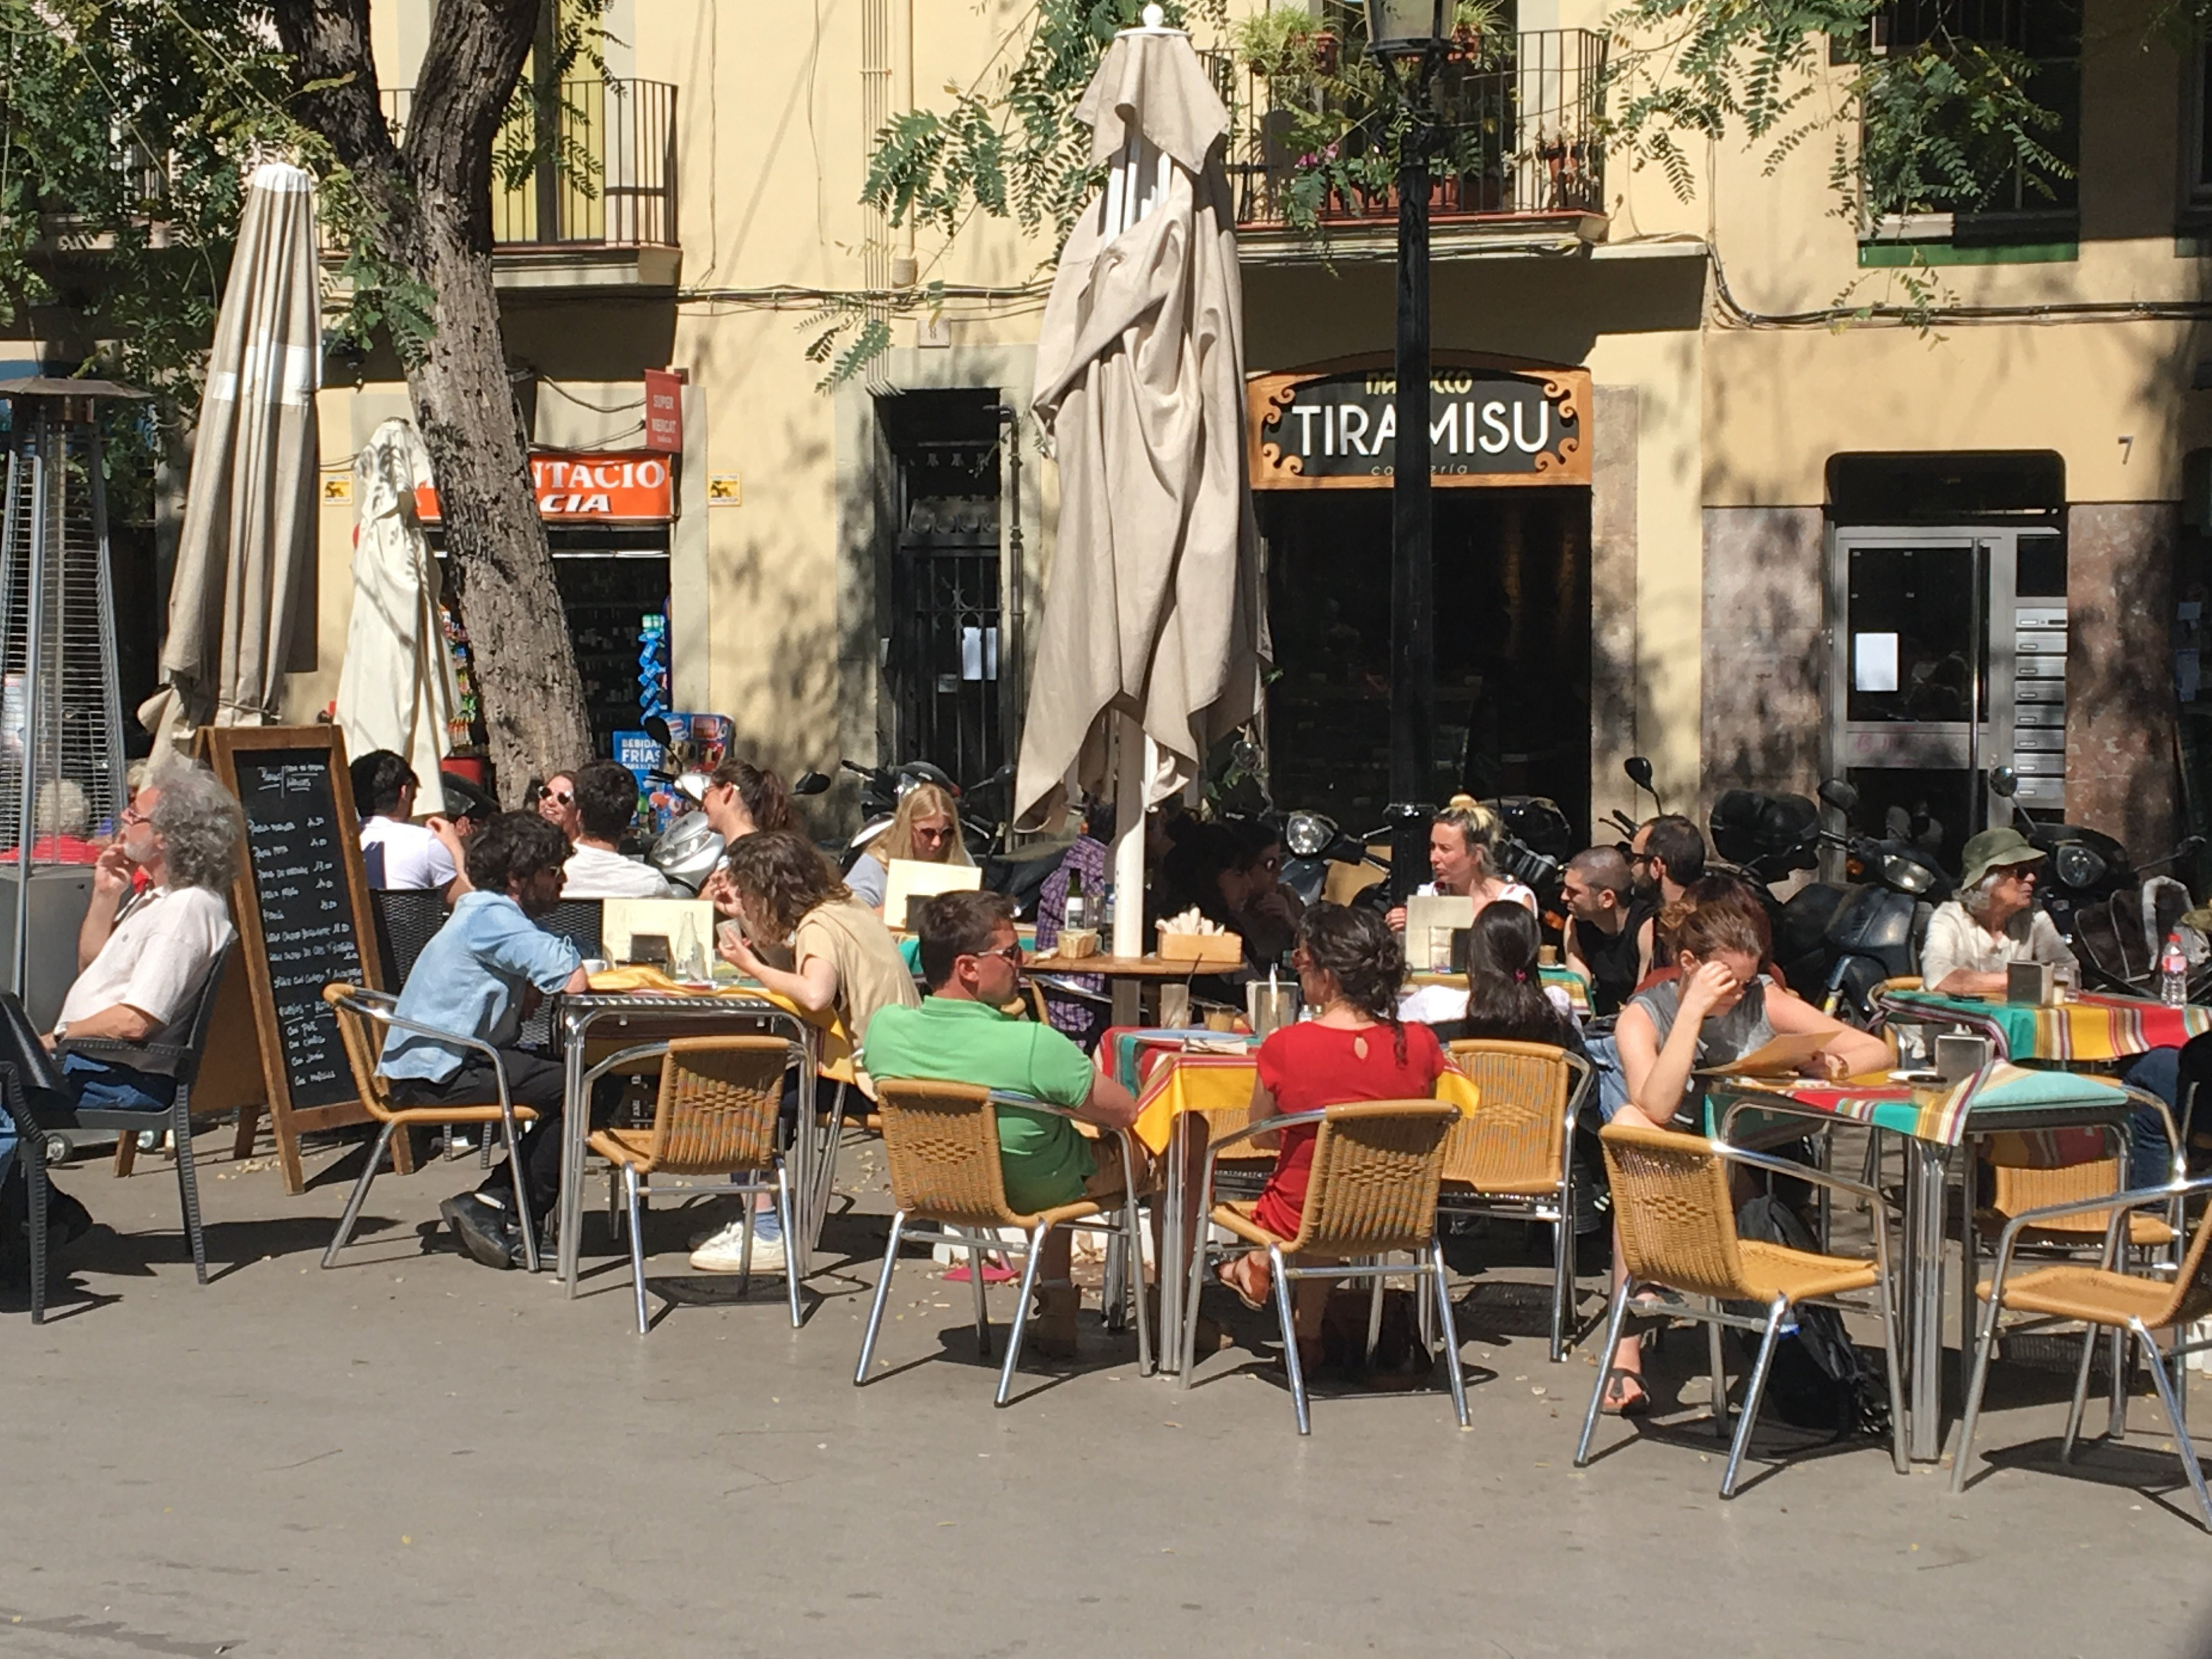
[533,771,581,842]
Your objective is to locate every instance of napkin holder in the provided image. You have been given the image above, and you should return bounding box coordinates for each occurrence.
[1159,927,1243,968]
[2005,961,2056,1006]
[1935,1034,1994,1084]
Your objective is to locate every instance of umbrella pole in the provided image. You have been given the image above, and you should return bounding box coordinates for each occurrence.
[1110,713,1150,1009]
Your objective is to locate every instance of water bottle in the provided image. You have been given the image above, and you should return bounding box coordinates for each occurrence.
[2159,931,2189,1007]
[1064,887,1088,933]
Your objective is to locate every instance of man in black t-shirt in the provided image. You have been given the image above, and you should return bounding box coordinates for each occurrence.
[1562,846,1653,1017]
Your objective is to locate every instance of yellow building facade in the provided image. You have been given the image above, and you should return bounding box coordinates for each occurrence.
[287,0,2212,865]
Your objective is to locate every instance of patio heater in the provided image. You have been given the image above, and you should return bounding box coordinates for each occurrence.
[0,378,138,1027]
[1365,0,1451,898]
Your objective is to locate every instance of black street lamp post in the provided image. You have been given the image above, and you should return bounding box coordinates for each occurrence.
[1366,0,1451,899]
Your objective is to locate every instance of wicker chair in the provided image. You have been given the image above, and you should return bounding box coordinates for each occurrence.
[1575,1120,1908,1498]
[321,984,543,1271]
[586,1035,805,1334]
[1178,1099,1466,1436]
[1441,1039,1594,1362]
[1953,1173,2212,1527]
[854,1080,1151,1406]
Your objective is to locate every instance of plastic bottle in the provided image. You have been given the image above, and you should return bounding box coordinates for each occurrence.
[1064,885,1088,933]
[2159,931,2189,1007]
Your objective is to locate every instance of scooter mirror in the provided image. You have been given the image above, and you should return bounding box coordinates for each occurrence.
[1624,756,1655,792]
[1817,778,1859,813]
[792,770,832,796]
[642,714,672,747]
[1988,765,2019,800]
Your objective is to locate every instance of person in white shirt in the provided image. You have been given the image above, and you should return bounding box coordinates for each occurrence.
[1918,827,2074,993]
[44,763,241,1105]
[352,749,463,897]
[561,760,674,899]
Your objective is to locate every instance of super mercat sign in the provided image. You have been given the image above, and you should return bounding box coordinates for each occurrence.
[1247,354,1590,489]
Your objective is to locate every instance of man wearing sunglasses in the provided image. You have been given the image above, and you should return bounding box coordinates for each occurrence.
[863,889,1149,1356]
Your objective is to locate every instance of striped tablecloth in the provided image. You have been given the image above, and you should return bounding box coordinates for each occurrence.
[1713,1061,2130,1150]
[1881,988,2210,1063]
[1126,1052,1483,1157]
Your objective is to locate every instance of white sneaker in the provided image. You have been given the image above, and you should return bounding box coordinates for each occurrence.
[688,1218,787,1275]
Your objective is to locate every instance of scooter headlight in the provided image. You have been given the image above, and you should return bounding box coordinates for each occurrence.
[1880,853,1937,895]
[2053,843,2105,890]
[1285,812,1335,859]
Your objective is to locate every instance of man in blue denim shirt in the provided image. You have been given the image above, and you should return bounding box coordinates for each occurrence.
[380,812,588,1269]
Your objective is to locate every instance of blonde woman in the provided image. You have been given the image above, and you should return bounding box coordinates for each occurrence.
[1384,795,1535,932]
[846,782,969,914]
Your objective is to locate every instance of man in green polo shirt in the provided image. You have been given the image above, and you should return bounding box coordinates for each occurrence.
[863,889,1149,1354]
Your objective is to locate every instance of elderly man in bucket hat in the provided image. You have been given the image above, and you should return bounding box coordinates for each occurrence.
[1922,826,2195,1187]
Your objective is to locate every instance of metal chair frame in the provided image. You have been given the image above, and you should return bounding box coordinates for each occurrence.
[580,1036,808,1334]
[18,943,234,1320]
[1438,1040,1595,1363]
[1952,1173,2212,1528]
[1573,1139,1910,1499]
[321,986,540,1272]
[1177,1104,1470,1436]
[853,1089,1152,1406]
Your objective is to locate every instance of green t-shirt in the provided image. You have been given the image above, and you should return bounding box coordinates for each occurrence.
[862,996,1099,1214]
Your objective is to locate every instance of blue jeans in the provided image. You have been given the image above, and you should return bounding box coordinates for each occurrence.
[2121,1046,2182,1191]
[0,1055,171,1188]
[1585,1032,1630,1123]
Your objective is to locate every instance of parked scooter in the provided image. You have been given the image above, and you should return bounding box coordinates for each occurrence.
[637,719,831,895]
[1986,766,2207,995]
[838,757,1013,867]
[1282,811,1393,910]
[1707,779,1948,1022]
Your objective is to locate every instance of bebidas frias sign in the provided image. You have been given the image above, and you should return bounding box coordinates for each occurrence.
[1245,356,1590,489]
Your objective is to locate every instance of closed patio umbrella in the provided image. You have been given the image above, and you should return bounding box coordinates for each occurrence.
[1014,8,1267,956]
[139,159,320,746]
[334,418,458,788]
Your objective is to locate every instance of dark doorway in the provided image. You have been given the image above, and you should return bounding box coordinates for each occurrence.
[879,390,1005,785]
[1261,488,1592,840]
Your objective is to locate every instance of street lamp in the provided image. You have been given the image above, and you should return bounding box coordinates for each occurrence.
[1364,0,1451,901]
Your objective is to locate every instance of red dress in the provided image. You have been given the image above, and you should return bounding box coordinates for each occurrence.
[1248,1019,1447,1239]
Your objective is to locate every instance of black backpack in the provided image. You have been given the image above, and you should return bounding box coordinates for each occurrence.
[1730,1192,1891,1440]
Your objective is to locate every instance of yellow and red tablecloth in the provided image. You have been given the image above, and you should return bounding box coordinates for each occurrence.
[1126,1050,1482,1156]
[1880,988,2210,1064]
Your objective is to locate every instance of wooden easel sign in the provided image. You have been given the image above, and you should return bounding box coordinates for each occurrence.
[199,725,395,1193]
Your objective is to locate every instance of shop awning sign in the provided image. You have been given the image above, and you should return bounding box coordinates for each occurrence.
[1247,354,1589,489]
[414,451,675,524]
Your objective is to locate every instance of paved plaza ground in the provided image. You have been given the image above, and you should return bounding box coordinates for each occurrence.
[6,1130,2211,1659]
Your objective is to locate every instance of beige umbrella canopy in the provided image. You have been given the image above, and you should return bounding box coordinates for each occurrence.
[335,419,458,788]
[1014,12,1267,948]
[139,159,321,746]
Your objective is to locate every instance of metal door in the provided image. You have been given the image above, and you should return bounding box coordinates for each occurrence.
[1827,526,2062,872]
[886,434,1002,782]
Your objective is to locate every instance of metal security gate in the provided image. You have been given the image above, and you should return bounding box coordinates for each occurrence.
[883,393,1004,785]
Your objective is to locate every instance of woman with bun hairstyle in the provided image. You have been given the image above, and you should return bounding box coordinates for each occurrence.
[1384,795,1536,933]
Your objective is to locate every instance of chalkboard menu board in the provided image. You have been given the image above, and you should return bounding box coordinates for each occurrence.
[200,726,384,1194]
[234,750,364,1108]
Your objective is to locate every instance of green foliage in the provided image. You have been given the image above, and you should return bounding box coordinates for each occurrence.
[1602,0,2078,222]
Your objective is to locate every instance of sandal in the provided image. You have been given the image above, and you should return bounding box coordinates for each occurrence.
[1601,1368,1650,1417]
[1214,1254,1269,1312]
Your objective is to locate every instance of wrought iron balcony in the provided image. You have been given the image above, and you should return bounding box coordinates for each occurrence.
[1215,29,1606,239]
[383,77,678,249]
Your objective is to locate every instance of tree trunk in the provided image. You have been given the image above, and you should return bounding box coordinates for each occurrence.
[274,0,591,804]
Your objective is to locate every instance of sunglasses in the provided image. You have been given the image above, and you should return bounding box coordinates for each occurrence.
[541,789,573,807]
[972,941,1024,966]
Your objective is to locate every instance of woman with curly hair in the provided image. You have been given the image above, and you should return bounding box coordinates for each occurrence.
[700,831,919,1274]
[1213,904,1449,1360]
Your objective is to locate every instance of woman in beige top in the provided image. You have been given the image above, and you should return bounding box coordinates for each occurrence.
[695,829,920,1276]
[714,828,919,1095]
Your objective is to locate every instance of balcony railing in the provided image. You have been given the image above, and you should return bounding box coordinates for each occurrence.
[1217,29,1606,231]
[383,77,678,248]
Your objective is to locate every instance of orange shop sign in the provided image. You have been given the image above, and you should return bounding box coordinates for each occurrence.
[414,452,675,524]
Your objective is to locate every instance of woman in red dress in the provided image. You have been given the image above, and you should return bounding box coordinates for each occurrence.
[1215,904,1448,1359]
